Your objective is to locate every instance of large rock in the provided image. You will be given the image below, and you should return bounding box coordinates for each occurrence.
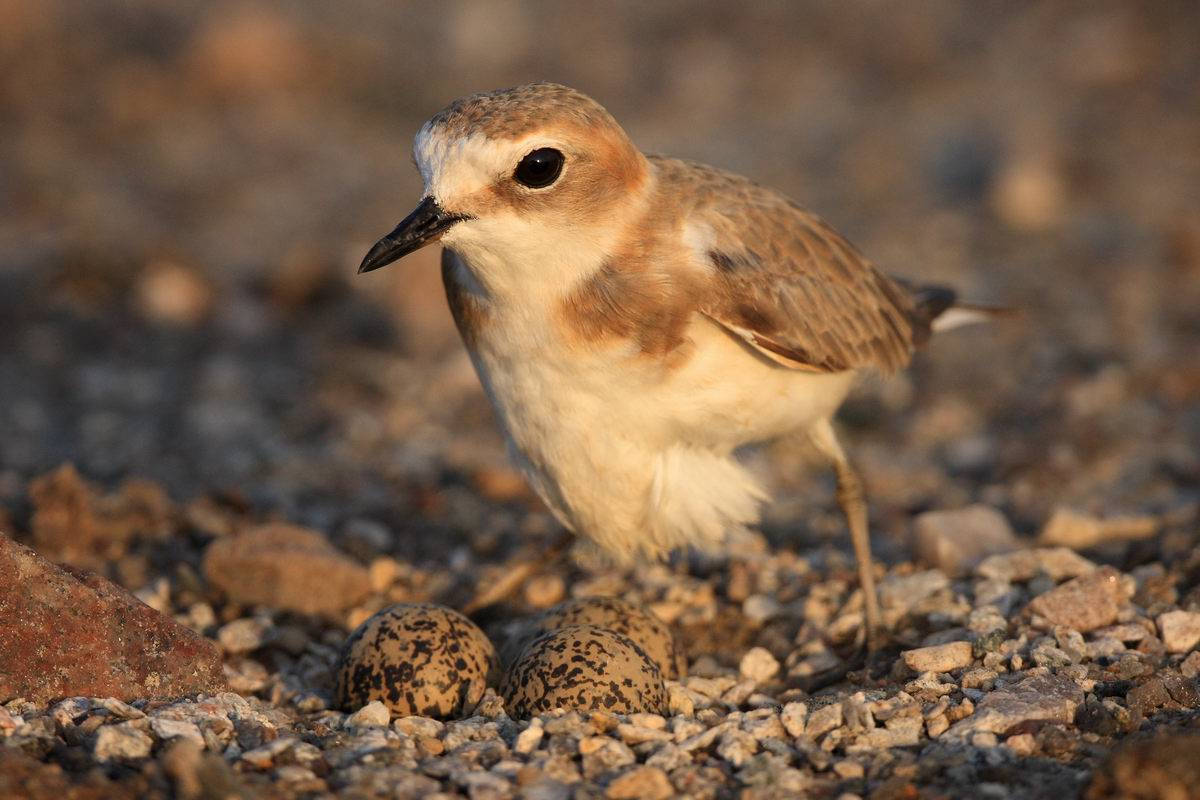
[202,523,370,616]
[945,672,1083,740]
[0,533,226,704]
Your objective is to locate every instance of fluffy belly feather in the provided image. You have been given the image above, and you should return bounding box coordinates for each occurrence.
[459,300,857,559]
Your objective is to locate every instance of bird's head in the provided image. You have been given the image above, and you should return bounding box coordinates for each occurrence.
[359,83,650,284]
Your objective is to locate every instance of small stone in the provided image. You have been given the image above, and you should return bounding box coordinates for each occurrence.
[666,683,695,716]
[240,737,297,769]
[716,728,757,767]
[913,505,1019,576]
[781,702,808,738]
[1157,610,1200,653]
[805,703,844,738]
[96,697,145,719]
[523,574,566,609]
[960,668,998,690]
[346,700,391,728]
[514,722,544,754]
[1180,652,1200,679]
[901,641,973,673]
[1028,567,1129,632]
[880,570,951,613]
[832,760,864,780]
[738,647,780,684]
[202,523,370,616]
[743,594,782,624]
[94,723,154,762]
[150,717,205,746]
[605,766,673,800]
[136,262,214,325]
[926,715,950,738]
[368,557,400,592]
[616,723,671,745]
[217,618,269,654]
[721,680,757,706]
[1039,507,1157,549]
[976,548,1097,582]
[1096,623,1148,643]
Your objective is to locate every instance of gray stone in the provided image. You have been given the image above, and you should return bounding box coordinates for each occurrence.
[945,672,1084,739]
[976,548,1097,582]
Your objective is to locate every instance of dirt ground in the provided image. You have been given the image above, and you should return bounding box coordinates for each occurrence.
[2,2,1199,798]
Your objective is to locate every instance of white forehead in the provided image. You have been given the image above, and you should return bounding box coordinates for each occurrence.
[414,123,557,202]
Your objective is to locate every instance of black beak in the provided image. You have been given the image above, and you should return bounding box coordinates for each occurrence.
[358,197,469,274]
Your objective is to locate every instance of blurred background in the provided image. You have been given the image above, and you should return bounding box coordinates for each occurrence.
[1,0,1197,566]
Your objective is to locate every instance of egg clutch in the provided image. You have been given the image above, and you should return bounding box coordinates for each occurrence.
[334,597,686,719]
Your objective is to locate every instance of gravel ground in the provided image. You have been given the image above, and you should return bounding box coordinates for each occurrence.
[2,2,1200,798]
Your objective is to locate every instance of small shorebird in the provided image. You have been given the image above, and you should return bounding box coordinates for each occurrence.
[360,83,997,650]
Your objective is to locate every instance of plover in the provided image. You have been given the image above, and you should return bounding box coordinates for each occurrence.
[360,83,999,649]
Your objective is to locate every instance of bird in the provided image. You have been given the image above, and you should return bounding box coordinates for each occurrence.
[359,82,1000,651]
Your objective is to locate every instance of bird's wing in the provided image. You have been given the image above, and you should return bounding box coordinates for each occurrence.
[658,157,921,374]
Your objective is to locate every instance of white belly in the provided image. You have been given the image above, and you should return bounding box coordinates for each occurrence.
[460,296,856,559]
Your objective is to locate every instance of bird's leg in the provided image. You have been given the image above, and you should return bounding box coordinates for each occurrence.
[809,420,883,654]
[461,529,574,615]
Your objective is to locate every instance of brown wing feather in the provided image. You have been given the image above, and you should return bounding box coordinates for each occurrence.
[653,156,920,374]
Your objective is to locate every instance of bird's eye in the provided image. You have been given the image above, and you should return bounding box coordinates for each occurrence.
[513,148,564,188]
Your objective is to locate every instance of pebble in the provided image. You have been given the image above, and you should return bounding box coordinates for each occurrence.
[738,647,781,683]
[93,723,154,761]
[781,702,808,738]
[605,765,674,800]
[513,722,544,754]
[1028,567,1129,632]
[217,617,270,654]
[1038,507,1157,549]
[716,728,758,767]
[805,703,844,738]
[901,641,973,673]
[150,717,205,746]
[976,548,1097,582]
[346,700,391,728]
[912,505,1018,576]
[1156,610,1200,653]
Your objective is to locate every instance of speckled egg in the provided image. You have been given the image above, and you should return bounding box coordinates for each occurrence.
[334,604,496,719]
[525,596,687,679]
[501,624,668,718]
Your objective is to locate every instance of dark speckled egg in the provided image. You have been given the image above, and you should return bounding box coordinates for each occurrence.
[522,596,687,679]
[334,604,496,719]
[501,624,667,718]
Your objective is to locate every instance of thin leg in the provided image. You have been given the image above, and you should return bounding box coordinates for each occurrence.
[810,419,882,653]
[461,529,574,614]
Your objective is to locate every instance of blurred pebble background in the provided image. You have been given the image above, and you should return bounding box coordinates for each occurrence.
[0,0,1197,560]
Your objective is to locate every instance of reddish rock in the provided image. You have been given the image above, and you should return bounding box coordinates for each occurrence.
[202,523,369,616]
[0,533,226,704]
